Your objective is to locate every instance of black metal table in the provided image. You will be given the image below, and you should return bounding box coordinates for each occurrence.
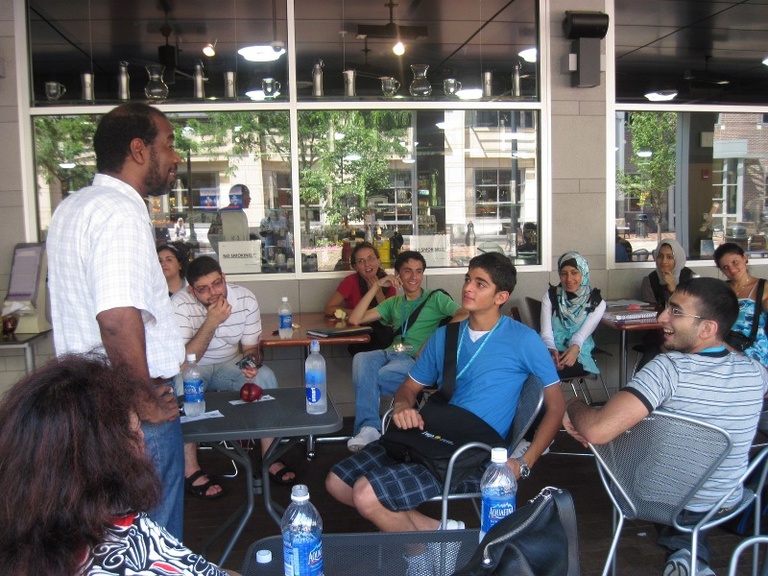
[182,388,342,566]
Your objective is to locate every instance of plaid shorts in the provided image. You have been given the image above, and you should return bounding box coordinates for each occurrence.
[331,442,480,511]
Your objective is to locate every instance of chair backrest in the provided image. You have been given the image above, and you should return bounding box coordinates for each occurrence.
[506,373,544,449]
[590,410,732,525]
[509,306,522,322]
[631,248,650,261]
[523,296,542,332]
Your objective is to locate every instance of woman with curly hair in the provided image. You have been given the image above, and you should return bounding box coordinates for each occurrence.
[0,353,238,576]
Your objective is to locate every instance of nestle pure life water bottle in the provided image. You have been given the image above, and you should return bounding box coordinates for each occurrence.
[182,353,205,417]
[278,296,293,339]
[282,484,323,576]
[479,447,517,541]
[305,340,327,415]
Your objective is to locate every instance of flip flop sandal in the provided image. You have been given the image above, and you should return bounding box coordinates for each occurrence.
[268,461,298,485]
[184,470,224,500]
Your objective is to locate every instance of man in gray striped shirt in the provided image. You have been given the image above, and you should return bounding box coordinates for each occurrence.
[564,277,768,576]
[172,256,293,497]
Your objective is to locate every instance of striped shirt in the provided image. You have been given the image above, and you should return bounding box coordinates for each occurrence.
[627,350,768,511]
[47,174,184,379]
[171,283,262,365]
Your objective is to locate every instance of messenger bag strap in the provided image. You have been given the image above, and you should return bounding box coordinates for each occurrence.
[440,321,460,400]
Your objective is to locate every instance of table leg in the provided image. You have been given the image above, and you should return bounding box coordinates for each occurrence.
[201,442,254,566]
[619,330,628,389]
[24,343,35,373]
[262,436,303,526]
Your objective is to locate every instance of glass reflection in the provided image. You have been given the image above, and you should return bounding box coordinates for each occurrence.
[615,110,768,262]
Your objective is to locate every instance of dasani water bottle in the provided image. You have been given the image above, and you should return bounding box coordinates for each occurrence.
[182,353,205,417]
[278,296,293,339]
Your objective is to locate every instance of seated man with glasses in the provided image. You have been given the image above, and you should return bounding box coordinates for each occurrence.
[172,256,292,498]
[564,277,768,576]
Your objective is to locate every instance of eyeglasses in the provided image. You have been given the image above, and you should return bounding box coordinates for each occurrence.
[664,302,703,320]
[355,255,379,266]
[192,277,224,296]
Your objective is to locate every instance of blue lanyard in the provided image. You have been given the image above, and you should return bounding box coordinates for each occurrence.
[456,317,502,380]
[400,291,424,341]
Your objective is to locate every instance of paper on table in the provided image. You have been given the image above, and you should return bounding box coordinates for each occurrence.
[180,410,224,424]
[229,394,276,406]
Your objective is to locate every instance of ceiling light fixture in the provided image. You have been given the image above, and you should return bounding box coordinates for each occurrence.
[392,41,405,56]
[202,40,217,57]
[644,89,677,102]
[763,56,768,66]
[518,48,537,63]
[357,1,427,40]
[238,41,285,62]
[456,88,483,100]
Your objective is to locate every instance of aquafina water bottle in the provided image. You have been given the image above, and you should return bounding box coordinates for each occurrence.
[182,353,205,417]
[479,447,517,541]
[282,484,323,576]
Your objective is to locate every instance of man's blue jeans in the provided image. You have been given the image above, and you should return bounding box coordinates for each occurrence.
[141,401,184,540]
[352,349,415,434]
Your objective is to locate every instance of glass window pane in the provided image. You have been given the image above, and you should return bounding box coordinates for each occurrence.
[293,0,539,102]
[34,111,296,273]
[615,110,768,262]
[298,109,540,271]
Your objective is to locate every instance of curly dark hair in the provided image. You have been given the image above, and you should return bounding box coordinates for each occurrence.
[0,353,161,576]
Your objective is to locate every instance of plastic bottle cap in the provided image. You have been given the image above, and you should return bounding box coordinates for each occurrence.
[310,340,320,353]
[186,353,196,362]
[281,296,288,302]
[256,549,272,563]
[491,447,508,463]
[291,484,310,501]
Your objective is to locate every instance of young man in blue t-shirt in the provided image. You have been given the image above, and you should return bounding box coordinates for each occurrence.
[327,253,564,557]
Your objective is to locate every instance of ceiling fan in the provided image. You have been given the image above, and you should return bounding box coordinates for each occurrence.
[683,56,730,86]
[356,0,427,40]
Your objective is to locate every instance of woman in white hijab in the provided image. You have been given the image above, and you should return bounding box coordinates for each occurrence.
[637,238,696,370]
[640,238,695,307]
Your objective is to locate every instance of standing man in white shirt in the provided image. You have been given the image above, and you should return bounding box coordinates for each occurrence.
[47,103,186,539]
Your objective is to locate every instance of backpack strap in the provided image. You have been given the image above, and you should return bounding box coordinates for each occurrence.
[392,289,451,338]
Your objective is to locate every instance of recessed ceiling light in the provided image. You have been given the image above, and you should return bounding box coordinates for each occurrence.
[644,89,677,102]
[238,41,286,62]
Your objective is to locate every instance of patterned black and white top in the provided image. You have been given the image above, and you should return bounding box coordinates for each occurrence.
[81,513,227,575]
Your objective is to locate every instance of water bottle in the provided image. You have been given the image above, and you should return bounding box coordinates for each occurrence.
[479,447,517,541]
[278,296,293,339]
[305,340,327,415]
[282,484,323,576]
[182,353,206,417]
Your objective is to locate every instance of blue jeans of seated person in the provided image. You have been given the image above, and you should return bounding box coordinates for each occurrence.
[142,382,184,540]
[352,349,415,434]
[174,360,278,394]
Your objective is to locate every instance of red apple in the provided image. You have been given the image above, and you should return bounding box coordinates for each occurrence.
[240,382,263,402]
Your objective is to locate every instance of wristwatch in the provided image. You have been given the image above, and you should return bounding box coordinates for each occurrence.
[516,458,531,479]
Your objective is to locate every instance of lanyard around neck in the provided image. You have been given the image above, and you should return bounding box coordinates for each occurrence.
[455,317,502,381]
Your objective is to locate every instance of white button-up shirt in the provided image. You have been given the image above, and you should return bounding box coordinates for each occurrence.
[47,174,184,379]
